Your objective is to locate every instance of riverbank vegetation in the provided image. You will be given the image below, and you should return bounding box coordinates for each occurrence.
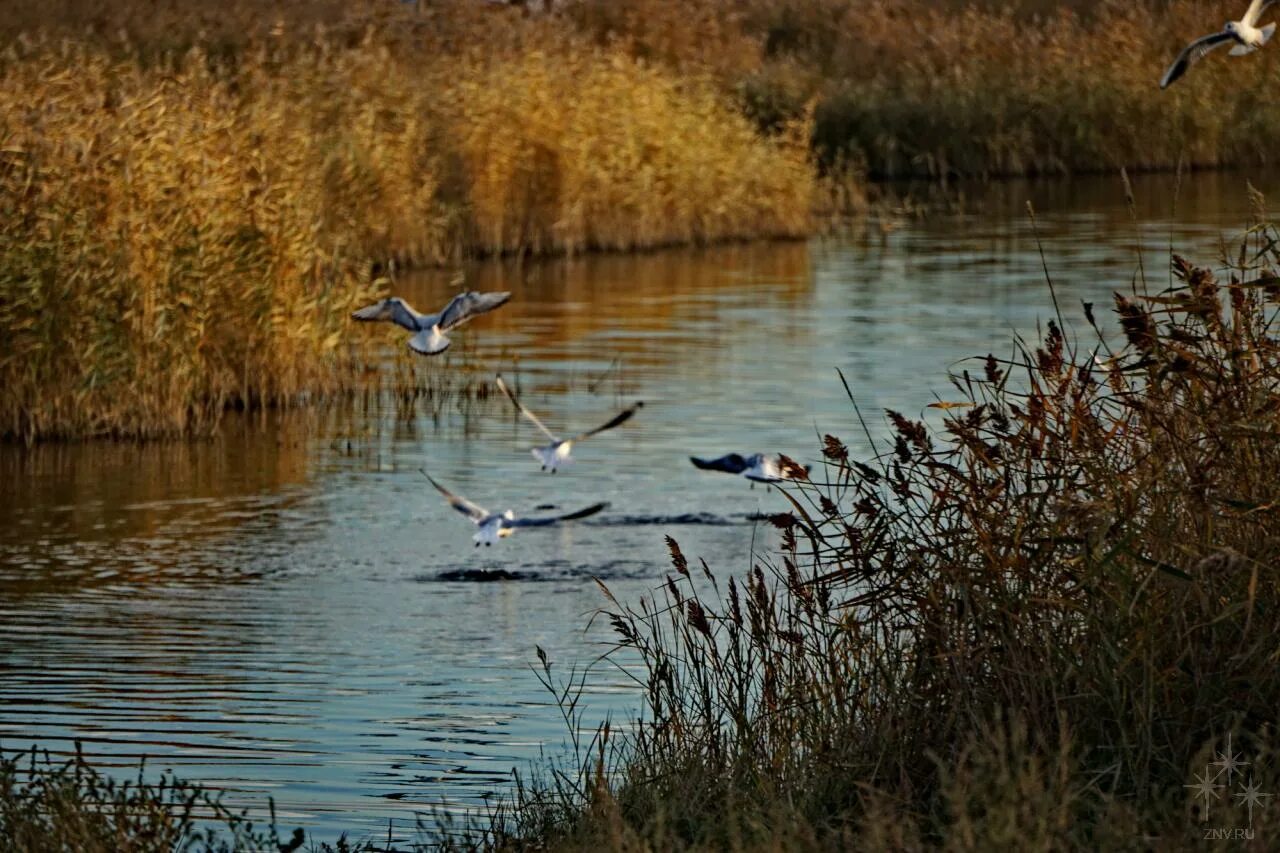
[0,746,302,852]
[4,0,1276,440]
[738,0,1280,178]
[566,0,1280,178]
[475,210,1280,850]
[0,0,815,441]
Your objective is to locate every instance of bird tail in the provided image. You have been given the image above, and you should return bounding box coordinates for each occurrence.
[1262,23,1277,45]
[408,325,451,356]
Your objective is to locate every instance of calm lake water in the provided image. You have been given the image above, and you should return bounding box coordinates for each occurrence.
[0,172,1273,843]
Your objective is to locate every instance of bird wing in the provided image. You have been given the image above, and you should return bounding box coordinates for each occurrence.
[351,297,420,331]
[495,375,560,442]
[1160,32,1234,89]
[437,291,512,331]
[1245,0,1279,26]
[569,401,644,442]
[506,502,610,527]
[690,453,750,475]
[421,470,488,522]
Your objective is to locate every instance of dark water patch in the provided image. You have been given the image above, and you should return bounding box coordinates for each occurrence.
[423,558,650,584]
[590,512,748,527]
[431,569,535,583]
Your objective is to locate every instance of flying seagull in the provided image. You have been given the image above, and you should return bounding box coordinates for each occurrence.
[690,453,809,485]
[351,291,511,356]
[422,471,609,546]
[495,375,643,473]
[1160,0,1277,88]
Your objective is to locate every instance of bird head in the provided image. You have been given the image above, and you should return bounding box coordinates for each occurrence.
[1226,21,1239,34]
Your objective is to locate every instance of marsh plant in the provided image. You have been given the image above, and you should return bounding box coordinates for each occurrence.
[5,0,1278,441]
[0,0,815,441]
[0,745,304,852]
[0,40,375,441]
[572,0,1280,178]
[475,212,1280,851]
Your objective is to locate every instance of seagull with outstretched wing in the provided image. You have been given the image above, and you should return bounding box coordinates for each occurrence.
[351,290,511,356]
[422,471,608,546]
[690,452,808,485]
[495,375,643,473]
[1160,0,1277,88]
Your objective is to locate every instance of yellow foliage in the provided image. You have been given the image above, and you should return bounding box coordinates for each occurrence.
[0,5,815,441]
[0,43,375,441]
[446,49,812,255]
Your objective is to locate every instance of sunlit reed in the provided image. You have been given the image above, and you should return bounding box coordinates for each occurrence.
[0,3,814,441]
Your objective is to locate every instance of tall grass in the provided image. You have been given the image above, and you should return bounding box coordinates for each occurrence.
[484,209,1280,850]
[795,0,1280,178]
[568,0,1280,178]
[447,49,813,255]
[0,745,303,852]
[0,41,374,442]
[8,0,1273,439]
[0,1,814,441]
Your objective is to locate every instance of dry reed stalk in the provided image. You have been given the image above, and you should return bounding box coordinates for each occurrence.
[0,9,814,441]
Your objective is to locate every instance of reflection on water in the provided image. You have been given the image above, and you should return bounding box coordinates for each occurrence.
[0,172,1273,843]
[0,424,315,594]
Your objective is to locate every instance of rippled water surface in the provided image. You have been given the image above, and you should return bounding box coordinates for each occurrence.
[0,173,1273,842]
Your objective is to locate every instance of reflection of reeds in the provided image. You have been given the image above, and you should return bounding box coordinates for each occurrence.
[477,214,1280,848]
[385,351,498,424]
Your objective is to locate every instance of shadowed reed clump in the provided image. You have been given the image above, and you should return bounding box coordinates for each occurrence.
[0,745,317,852]
[488,217,1280,850]
[568,0,1280,179]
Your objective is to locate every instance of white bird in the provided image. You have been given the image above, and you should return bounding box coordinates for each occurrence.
[351,291,511,356]
[1160,0,1277,88]
[690,452,809,485]
[495,375,643,473]
[422,471,609,547]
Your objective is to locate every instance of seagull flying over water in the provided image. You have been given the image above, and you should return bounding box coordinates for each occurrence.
[495,375,643,473]
[1160,0,1277,88]
[690,453,808,484]
[351,291,511,356]
[422,471,609,546]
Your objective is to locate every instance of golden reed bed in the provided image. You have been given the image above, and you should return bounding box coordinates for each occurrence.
[1,0,1273,440]
[0,1,812,441]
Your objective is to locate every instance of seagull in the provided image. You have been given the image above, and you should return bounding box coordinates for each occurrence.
[421,471,609,546]
[495,375,642,473]
[1160,0,1277,88]
[351,291,511,356]
[690,453,809,484]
